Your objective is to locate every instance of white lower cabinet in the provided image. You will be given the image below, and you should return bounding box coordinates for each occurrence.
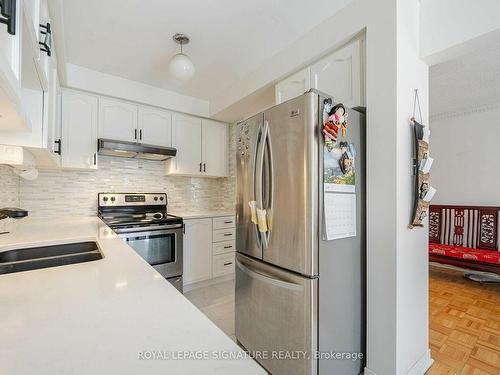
[213,228,235,243]
[211,216,236,278]
[183,215,236,287]
[212,240,236,255]
[212,252,235,278]
[183,218,212,285]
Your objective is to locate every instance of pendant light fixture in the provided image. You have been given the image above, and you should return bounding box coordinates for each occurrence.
[169,33,195,80]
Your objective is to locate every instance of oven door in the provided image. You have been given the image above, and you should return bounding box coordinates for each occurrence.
[115,224,183,279]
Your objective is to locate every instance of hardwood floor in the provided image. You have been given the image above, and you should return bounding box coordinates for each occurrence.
[427,267,500,375]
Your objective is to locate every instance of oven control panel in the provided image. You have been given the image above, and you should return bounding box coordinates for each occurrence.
[98,193,167,206]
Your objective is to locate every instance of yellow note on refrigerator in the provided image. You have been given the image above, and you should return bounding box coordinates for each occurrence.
[248,201,258,224]
[256,208,268,233]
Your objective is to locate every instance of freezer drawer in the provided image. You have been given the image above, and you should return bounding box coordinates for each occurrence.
[235,253,317,375]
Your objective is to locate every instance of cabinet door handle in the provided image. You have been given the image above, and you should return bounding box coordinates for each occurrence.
[139,129,142,141]
[199,162,202,172]
[39,23,51,56]
[223,262,233,266]
[54,139,61,155]
[0,0,16,35]
[93,153,97,165]
[134,129,137,140]
[203,163,206,172]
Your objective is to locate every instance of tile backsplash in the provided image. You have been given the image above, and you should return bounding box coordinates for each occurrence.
[19,155,235,218]
[0,166,20,208]
[2,127,237,220]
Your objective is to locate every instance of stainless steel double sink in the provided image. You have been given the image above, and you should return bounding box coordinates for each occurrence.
[0,242,103,275]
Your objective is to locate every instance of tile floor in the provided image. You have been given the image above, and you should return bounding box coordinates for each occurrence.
[184,278,236,342]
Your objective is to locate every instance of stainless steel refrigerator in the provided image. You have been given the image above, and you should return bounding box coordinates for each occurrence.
[235,90,365,375]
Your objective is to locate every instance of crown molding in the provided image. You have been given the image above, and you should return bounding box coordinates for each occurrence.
[430,102,500,122]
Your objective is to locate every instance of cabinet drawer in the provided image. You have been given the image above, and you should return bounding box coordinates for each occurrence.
[213,228,235,242]
[213,240,236,255]
[213,253,235,278]
[213,216,235,230]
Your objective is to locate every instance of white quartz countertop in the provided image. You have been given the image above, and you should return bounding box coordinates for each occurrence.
[0,217,263,375]
[171,211,234,220]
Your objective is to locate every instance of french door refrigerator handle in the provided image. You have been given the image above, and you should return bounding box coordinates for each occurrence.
[255,121,268,247]
[253,120,265,248]
[262,120,274,249]
[236,258,303,292]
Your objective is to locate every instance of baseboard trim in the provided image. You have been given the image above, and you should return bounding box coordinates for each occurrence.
[406,349,433,375]
[363,349,433,375]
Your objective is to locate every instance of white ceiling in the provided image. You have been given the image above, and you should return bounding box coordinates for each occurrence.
[430,40,500,118]
[59,0,353,100]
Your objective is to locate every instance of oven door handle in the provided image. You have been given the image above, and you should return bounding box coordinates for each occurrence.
[113,224,183,234]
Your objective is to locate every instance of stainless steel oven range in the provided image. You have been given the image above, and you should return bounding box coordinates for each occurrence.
[98,193,183,292]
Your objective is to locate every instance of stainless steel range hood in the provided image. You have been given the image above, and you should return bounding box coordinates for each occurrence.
[97,139,177,161]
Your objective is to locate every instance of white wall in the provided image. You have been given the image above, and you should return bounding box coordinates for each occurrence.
[420,0,500,65]
[209,0,430,374]
[396,1,431,373]
[65,64,210,117]
[431,105,500,206]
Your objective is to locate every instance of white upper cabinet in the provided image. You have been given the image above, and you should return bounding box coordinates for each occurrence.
[275,67,311,104]
[275,38,364,108]
[99,99,173,147]
[61,90,98,170]
[41,65,61,166]
[202,119,228,177]
[166,113,202,175]
[166,114,228,177]
[0,0,21,82]
[138,106,172,147]
[310,39,362,108]
[98,97,138,143]
[0,0,33,132]
[0,0,60,134]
